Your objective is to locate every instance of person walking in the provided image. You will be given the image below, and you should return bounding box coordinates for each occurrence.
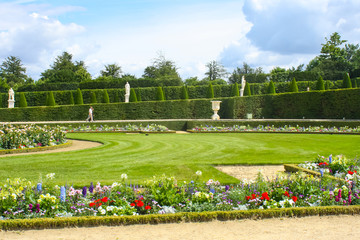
[86,106,94,122]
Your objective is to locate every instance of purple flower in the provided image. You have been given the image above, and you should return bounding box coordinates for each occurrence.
[36,204,40,213]
[82,186,87,197]
[37,183,42,192]
[89,182,94,193]
[60,186,66,202]
[225,185,230,191]
[28,203,33,211]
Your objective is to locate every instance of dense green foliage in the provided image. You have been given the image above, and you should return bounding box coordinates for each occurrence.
[267,81,276,94]
[46,92,56,106]
[129,88,138,102]
[316,76,325,90]
[75,88,83,105]
[102,89,110,103]
[69,92,75,105]
[289,78,298,92]
[342,73,352,88]
[19,92,27,108]
[244,82,251,96]
[180,86,189,100]
[207,83,214,98]
[90,91,97,104]
[231,83,240,97]
[156,87,165,101]
[1,88,360,121]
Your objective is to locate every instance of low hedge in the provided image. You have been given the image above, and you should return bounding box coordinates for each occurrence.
[0,206,358,230]
[0,141,73,155]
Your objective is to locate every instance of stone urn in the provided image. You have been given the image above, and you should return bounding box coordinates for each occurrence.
[211,101,222,120]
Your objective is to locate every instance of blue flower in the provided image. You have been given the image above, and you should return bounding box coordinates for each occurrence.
[37,183,42,192]
[60,186,66,202]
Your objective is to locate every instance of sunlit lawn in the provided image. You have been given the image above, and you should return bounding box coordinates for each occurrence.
[1,132,359,185]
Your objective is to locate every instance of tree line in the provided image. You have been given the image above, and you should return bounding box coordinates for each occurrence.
[1,32,359,92]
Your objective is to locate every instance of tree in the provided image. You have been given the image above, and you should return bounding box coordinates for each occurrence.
[267,81,276,94]
[100,64,122,78]
[0,56,28,87]
[136,89,142,102]
[0,77,10,93]
[325,80,331,90]
[75,88,84,105]
[231,83,240,97]
[342,73,352,88]
[40,52,91,83]
[102,90,110,103]
[180,86,189,99]
[207,83,214,98]
[90,92,97,104]
[289,78,299,92]
[19,93,27,108]
[69,92,75,105]
[143,53,181,81]
[129,88,137,102]
[353,79,358,88]
[316,76,325,90]
[46,92,56,106]
[205,60,228,81]
[156,86,165,101]
[243,82,251,96]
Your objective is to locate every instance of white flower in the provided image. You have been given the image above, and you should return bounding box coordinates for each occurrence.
[195,171,202,176]
[46,173,55,180]
[121,173,128,180]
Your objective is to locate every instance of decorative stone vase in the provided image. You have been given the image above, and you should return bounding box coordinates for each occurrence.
[211,101,222,120]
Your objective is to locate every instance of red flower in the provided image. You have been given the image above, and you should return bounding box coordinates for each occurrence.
[348,171,354,175]
[101,197,108,203]
[251,194,257,200]
[98,202,102,206]
[246,196,251,201]
[292,196,298,202]
[145,206,151,210]
[260,192,270,201]
[284,191,290,197]
[130,203,135,207]
[136,200,144,207]
[89,202,96,207]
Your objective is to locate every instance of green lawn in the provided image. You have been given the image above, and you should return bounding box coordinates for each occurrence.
[1,132,359,185]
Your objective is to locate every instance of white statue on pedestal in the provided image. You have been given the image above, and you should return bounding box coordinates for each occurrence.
[8,88,15,108]
[240,76,246,97]
[125,82,130,103]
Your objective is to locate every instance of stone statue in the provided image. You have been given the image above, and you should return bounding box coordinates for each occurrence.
[8,88,15,108]
[240,76,246,97]
[125,82,130,103]
[8,88,14,101]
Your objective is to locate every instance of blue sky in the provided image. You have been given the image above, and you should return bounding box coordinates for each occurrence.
[0,0,360,81]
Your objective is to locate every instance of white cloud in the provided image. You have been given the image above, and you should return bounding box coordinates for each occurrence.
[0,2,85,79]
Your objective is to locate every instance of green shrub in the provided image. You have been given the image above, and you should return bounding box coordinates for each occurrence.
[156,87,165,101]
[19,92,28,107]
[90,91,97,104]
[231,83,240,97]
[207,83,214,98]
[316,76,325,90]
[129,88,138,102]
[289,78,299,92]
[325,80,330,90]
[102,90,110,103]
[180,86,189,99]
[267,81,276,94]
[69,92,75,105]
[353,79,358,88]
[136,89,142,102]
[342,73,352,88]
[46,92,56,106]
[244,82,251,96]
[75,88,84,105]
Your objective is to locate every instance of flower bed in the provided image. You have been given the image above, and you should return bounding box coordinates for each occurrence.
[64,124,174,133]
[0,124,67,150]
[1,163,359,220]
[190,125,360,134]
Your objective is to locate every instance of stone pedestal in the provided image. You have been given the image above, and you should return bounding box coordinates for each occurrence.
[8,99,15,108]
[211,101,222,120]
[125,94,130,103]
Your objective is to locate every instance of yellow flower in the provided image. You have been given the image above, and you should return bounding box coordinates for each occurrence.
[37,199,42,203]
[46,193,50,198]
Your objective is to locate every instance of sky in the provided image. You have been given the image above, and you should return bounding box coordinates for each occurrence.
[0,0,360,81]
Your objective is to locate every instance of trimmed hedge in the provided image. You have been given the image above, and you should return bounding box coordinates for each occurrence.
[0,206,359,230]
[0,141,73,155]
[1,88,359,121]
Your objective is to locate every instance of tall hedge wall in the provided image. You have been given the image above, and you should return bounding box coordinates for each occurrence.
[0,88,359,121]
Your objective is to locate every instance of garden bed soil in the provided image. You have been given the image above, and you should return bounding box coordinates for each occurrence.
[0,140,102,157]
[0,215,359,240]
[215,165,285,181]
